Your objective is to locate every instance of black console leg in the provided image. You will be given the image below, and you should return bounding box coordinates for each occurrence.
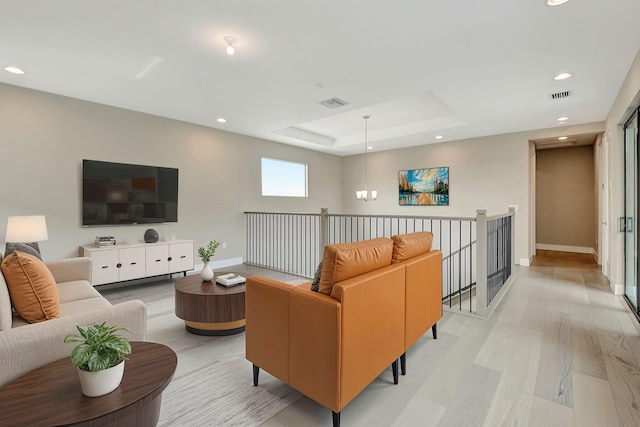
[253,364,260,386]
[432,323,438,340]
[332,411,341,427]
[400,352,406,376]
[392,359,399,385]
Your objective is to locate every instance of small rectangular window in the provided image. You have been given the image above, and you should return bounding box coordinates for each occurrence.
[261,157,308,197]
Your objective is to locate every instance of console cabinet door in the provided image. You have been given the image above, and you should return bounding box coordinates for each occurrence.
[169,242,194,273]
[146,244,169,277]
[118,247,146,281]
[90,249,119,286]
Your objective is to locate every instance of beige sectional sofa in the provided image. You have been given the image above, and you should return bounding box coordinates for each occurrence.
[0,254,147,386]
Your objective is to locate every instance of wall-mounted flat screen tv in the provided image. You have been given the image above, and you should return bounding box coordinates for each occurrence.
[82,159,178,227]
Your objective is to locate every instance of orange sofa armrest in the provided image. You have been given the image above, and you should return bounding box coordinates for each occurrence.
[245,276,294,383]
[288,287,342,413]
[330,264,405,408]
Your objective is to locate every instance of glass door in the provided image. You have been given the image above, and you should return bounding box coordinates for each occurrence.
[624,111,639,313]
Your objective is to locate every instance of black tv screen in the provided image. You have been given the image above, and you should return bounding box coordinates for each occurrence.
[82,159,178,226]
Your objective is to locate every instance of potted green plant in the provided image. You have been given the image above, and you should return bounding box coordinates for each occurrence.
[64,322,132,397]
[197,240,220,281]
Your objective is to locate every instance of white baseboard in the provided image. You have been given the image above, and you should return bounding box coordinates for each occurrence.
[612,282,624,295]
[536,244,595,255]
[518,257,531,267]
[193,257,244,273]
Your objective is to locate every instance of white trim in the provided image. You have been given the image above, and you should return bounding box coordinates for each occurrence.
[612,282,624,295]
[536,243,596,254]
[518,257,531,267]
[193,257,244,273]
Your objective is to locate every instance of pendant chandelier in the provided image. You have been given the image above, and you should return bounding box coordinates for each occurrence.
[356,115,377,201]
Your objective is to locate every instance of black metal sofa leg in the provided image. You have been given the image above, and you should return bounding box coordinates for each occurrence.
[253,364,260,386]
[432,323,438,340]
[332,411,341,427]
[400,352,406,376]
[392,359,399,384]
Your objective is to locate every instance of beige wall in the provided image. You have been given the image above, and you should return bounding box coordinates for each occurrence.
[341,124,604,265]
[535,145,596,250]
[0,76,620,272]
[0,83,344,261]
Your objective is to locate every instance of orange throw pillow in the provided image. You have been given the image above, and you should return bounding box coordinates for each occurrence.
[0,251,59,323]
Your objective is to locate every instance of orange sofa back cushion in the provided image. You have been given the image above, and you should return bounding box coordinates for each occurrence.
[391,232,434,263]
[318,238,393,295]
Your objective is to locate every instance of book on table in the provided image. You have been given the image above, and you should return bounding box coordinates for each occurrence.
[216,273,246,287]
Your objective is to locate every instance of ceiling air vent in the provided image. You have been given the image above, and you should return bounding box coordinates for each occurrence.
[320,97,348,109]
[549,90,572,100]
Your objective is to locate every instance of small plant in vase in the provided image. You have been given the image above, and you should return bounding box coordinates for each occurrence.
[64,322,131,397]
[197,240,220,281]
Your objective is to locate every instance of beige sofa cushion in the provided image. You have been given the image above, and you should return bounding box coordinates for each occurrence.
[0,253,13,331]
[1,251,60,323]
[318,237,393,295]
[57,281,102,303]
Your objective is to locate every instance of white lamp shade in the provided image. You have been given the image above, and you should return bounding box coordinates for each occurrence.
[5,216,48,243]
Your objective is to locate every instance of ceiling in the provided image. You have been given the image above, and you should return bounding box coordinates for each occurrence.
[1,1,639,156]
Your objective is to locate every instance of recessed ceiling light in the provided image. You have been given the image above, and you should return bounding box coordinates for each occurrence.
[4,66,25,75]
[435,135,444,140]
[367,146,373,150]
[557,116,569,121]
[558,136,568,140]
[216,117,227,123]
[547,0,569,6]
[554,72,572,81]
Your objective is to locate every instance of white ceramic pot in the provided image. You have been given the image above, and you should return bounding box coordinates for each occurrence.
[77,360,125,397]
[201,262,214,281]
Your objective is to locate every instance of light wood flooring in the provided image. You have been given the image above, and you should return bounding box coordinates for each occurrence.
[99,256,640,426]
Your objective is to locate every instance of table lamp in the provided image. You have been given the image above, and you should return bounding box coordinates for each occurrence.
[5,215,48,255]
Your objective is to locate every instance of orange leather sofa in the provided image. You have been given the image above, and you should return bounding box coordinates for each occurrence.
[390,232,443,375]
[246,234,441,426]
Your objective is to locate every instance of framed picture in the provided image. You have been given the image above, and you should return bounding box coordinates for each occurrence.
[398,167,449,206]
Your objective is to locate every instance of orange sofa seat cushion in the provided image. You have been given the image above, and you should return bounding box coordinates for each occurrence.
[318,237,393,295]
[391,232,434,263]
[0,251,60,323]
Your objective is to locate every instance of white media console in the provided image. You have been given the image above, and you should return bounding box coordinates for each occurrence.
[81,239,194,286]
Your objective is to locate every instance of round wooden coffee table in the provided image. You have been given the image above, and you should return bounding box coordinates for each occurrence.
[0,341,176,427]
[174,272,248,335]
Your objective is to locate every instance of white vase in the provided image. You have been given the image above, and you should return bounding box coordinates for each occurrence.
[201,262,214,281]
[77,360,125,397]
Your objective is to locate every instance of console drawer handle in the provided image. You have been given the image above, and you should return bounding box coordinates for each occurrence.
[155,259,161,262]
[101,266,109,269]
[180,255,186,259]
[130,262,137,265]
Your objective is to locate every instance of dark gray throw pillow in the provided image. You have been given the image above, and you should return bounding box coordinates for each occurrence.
[311,261,322,292]
[5,242,42,260]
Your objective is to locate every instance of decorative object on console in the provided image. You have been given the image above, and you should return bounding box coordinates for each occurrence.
[143,229,159,243]
[197,240,220,282]
[63,322,131,397]
[398,167,449,206]
[94,236,116,247]
[4,215,48,257]
[356,115,377,202]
